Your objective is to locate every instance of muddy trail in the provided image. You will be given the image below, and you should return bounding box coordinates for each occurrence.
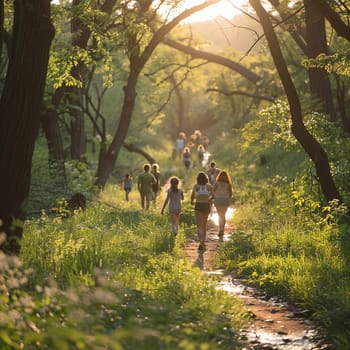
[183,210,331,350]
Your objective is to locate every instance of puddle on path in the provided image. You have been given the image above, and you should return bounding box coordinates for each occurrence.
[186,211,330,350]
[213,274,327,349]
[209,207,236,227]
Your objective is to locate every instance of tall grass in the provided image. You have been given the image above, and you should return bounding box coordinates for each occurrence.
[1,188,249,350]
[217,184,350,348]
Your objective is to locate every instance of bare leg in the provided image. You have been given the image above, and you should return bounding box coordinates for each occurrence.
[216,205,228,235]
[140,193,145,209]
[195,210,203,242]
[170,213,179,235]
[201,212,209,242]
[195,211,209,248]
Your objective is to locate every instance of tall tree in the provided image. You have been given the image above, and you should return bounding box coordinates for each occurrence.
[41,0,117,188]
[249,0,342,203]
[95,0,220,187]
[0,0,54,254]
[268,0,336,120]
[304,0,336,120]
[315,0,350,42]
[0,0,3,59]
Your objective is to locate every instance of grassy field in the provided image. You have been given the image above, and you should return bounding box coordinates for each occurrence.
[4,131,350,349]
[216,174,350,349]
[1,186,249,350]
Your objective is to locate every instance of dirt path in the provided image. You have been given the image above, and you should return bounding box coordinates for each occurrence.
[183,215,329,349]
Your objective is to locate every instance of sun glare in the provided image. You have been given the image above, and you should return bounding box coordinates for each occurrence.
[181,0,249,23]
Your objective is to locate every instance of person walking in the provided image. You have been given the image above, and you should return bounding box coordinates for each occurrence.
[161,177,184,236]
[175,132,186,159]
[137,164,156,210]
[151,163,161,205]
[190,172,213,251]
[183,147,192,170]
[213,170,232,237]
[197,144,205,167]
[121,173,132,201]
[202,135,209,150]
[206,161,220,186]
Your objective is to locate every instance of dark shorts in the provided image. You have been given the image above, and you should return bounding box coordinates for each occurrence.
[195,202,211,214]
[152,184,160,192]
[184,160,191,168]
[214,198,231,206]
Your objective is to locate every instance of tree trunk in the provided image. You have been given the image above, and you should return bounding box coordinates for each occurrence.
[304,0,336,121]
[41,89,66,162]
[249,0,342,204]
[69,86,87,160]
[96,71,138,187]
[0,0,54,254]
[68,0,90,160]
[0,0,3,58]
[170,76,185,133]
[41,87,67,189]
[335,76,350,134]
[315,0,350,42]
[41,107,68,189]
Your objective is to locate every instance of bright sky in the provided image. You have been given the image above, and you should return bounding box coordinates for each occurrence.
[180,0,249,23]
[51,0,249,23]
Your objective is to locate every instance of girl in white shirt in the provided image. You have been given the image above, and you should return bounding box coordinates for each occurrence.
[161,177,184,236]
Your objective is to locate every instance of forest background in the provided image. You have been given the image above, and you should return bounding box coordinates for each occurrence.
[1,0,350,349]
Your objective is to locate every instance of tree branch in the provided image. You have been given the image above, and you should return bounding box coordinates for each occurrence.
[315,0,350,42]
[162,38,261,84]
[123,142,156,164]
[206,88,275,102]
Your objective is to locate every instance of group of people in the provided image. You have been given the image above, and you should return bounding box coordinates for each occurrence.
[120,163,161,209]
[174,130,210,169]
[121,150,232,252]
[161,161,232,251]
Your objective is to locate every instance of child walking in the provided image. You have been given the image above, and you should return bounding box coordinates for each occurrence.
[161,177,184,236]
[121,173,132,201]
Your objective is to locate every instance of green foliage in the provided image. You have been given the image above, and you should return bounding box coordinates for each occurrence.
[241,98,350,203]
[241,99,297,151]
[65,159,98,196]
[304,50,350,77]
[5,195,249,349]
[49,1,116,89]
[216,168,350,347]
[28,137,68,212]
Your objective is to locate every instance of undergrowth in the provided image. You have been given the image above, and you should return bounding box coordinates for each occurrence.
[216,174,350,349]
[1,187,249,350]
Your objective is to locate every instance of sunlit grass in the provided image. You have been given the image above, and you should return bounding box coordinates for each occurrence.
[2,191,249,350]
[217,201,350,347]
